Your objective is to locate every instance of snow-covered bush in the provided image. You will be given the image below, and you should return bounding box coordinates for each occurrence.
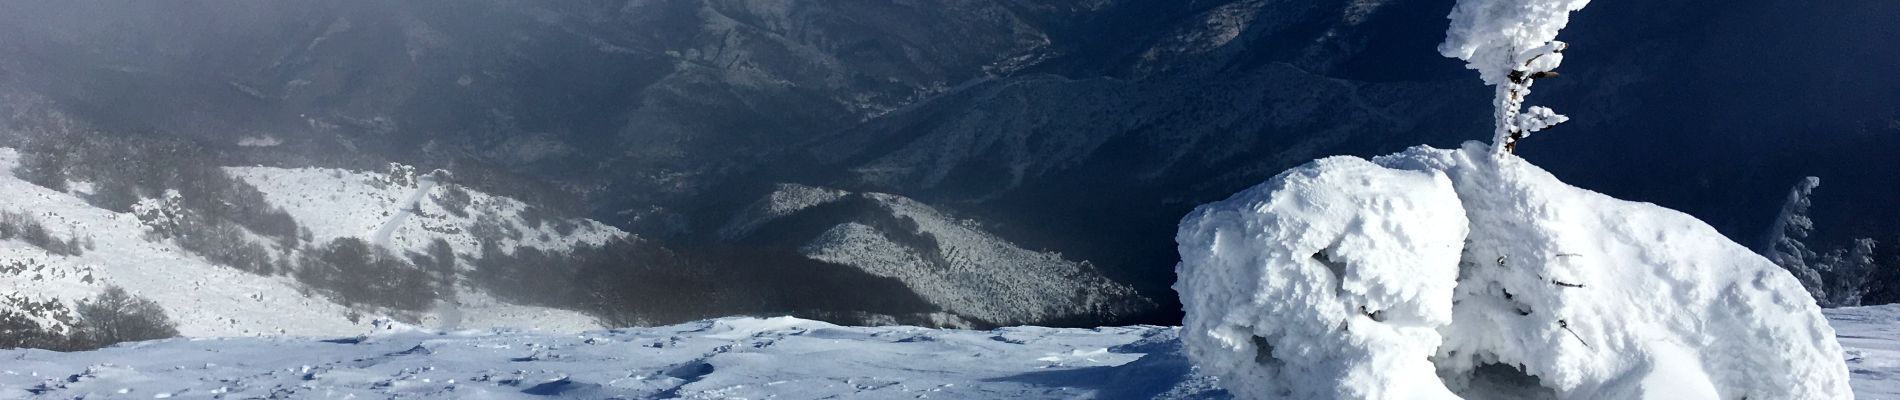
[72,286,179,347]
[1176,144,1851,399]
[295,238,440,312]
[5,286,181,351]
[0,210,87,256]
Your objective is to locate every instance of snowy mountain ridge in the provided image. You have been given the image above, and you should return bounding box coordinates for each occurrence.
[723,183,1153,327]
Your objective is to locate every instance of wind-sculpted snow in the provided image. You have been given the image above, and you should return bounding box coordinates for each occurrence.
[1174,155,1469,399]
[1177,143,1851,399]
[9,308,1900,399]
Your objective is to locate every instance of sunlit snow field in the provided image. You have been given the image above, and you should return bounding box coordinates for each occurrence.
[3,306,1897,399]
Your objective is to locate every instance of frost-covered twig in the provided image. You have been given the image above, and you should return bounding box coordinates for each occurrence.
[1559,319,1592,350]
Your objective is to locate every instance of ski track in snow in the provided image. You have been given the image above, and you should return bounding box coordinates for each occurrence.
[5,307,1900,399]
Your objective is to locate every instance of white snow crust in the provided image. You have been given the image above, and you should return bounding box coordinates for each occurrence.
[0,317,1222,399]
[8,306,1900,399]
[1175,143,1852,399]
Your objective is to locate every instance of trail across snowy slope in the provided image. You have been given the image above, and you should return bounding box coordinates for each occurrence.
[372,175,437,247]
[6,307,1900,399]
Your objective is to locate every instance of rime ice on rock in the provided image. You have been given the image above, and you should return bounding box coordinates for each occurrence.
[1174,156,1468,399]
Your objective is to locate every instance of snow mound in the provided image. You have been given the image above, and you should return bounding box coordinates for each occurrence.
[1176,143,1851,399]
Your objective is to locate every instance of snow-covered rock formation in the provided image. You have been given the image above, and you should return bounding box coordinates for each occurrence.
[1176,143,1851,399]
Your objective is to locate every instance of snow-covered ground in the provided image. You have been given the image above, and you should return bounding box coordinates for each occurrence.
[2,307,1897,399]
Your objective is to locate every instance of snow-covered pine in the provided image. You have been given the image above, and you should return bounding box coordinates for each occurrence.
[1761,176,1885,307]
[1765,177,1830,299]
[1818,239,1881,307]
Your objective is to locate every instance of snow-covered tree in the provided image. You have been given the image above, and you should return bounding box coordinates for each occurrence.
[1815,239,1880,307]
[1761,176,1886,307]
[1439,0,1591,154]
[1763,177,1826,294]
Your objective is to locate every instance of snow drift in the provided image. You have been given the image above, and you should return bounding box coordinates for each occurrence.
[1176,143,1851,399]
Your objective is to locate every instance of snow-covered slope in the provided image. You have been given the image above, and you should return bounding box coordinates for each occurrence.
[722,184,1152,327]
[226,165,626,258]
[0,148,624,338]
[0,148,359,337]
[6,306,1900,399]
[228,165,629,331]
[1176,143,1850,399]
